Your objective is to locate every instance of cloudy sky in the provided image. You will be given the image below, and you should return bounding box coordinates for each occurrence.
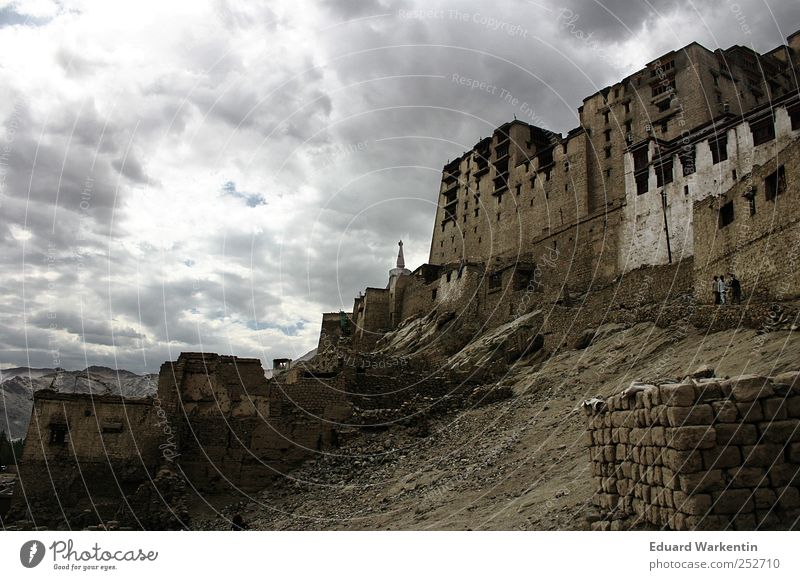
[1,0,798,373]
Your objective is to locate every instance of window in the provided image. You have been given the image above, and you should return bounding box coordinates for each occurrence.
[604,146,612,159]
[489,272,502,290]
[790,105,800,131]
[603,111,609,124]
[684,185,690,196]
[431,289,437,300]
[746,191,756,215]
[515,184,521,195]
[656,159,673,187]
[446,271,452,282]
[604,129,611,142]
[102,422,124,434]
[680,145,696,176]
[710,136,728,164]
[652,79,675,97]
[474,207,479,217]
[513,269,534,291]
[656,99,671,112]
[605,168,611,179]
[765,165,786,201]
[624,102,631,114]
[625,120,632,133]
[750,117,775,146]
[718,201,734,228]
[636,171,649,195]
[49,424,68,445]
[633,147,648,172]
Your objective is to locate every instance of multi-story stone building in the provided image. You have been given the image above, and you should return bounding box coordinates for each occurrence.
[349,30,800,346]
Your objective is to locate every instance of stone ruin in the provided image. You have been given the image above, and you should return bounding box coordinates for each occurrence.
[584,371,800,530]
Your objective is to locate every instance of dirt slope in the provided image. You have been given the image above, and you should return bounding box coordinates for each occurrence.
[194,323,800,530]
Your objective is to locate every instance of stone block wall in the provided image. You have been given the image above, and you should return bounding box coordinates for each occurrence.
[585,372,800,530]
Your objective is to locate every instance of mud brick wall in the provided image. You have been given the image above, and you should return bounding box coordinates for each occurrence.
[11,392,161,527]
[585,372,800,530]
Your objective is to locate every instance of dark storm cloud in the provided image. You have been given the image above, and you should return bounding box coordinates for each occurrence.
[557,0,705,40]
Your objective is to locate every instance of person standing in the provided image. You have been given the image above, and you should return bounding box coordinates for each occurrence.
[718,275,727,305]
[713,276,720,304]
[729,273,742,304]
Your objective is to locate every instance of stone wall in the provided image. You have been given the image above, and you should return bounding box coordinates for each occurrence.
[693,128,800,303]
[11,391,161,527]
[585,372,800,530]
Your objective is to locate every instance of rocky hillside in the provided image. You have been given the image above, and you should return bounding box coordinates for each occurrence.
[194,317,800,530]
[0,367,157,440]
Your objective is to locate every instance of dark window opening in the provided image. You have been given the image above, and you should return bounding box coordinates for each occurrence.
[732,169,737,181]
[635,172,649,195]
[710,136,728,164]
[765,165,786,201]
[604,129,611,142]
[750,117,775,146]
[656,159,673,187]
[513,269,534,291]
[431,288,437,300]
[624,102,631,114]
[652,79,675,98]
[632,147,649,172]
[680,146,696,176]
[790,106,800,131]
[49,424,68,445]
[603,111,609,124]
[656,99,671,112]
[718,201,734,228]
[604,146,612,159]
[446,271,452,282]
[489,272,502,290]
[102,422,124,434]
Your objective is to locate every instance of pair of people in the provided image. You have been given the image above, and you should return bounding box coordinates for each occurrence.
[712,273,742,304]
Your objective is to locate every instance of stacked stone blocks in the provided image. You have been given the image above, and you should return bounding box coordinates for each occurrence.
[586,371,800,530]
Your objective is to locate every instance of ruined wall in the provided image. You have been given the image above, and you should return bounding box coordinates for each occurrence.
[585,372,800,531]
[260,374,351,469]
[156,353,272,492]
[693,127,800,303]
[12,391,161,526]
[352,287,391,351]
[157,352,351,492]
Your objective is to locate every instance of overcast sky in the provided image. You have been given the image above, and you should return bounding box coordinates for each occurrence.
[1,0,798,373]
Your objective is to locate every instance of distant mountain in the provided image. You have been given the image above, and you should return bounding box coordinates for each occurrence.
[0,367,157,440]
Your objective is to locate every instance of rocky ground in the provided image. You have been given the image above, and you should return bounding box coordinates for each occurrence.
[193,321,800,531]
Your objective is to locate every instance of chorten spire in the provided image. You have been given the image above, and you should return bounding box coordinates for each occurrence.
[396,240,405,269]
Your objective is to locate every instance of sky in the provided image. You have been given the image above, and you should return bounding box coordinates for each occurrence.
[0,0,798,373]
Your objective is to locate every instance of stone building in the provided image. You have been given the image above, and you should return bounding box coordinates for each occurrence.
[347,30,800,350]
[10,352,352,527]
